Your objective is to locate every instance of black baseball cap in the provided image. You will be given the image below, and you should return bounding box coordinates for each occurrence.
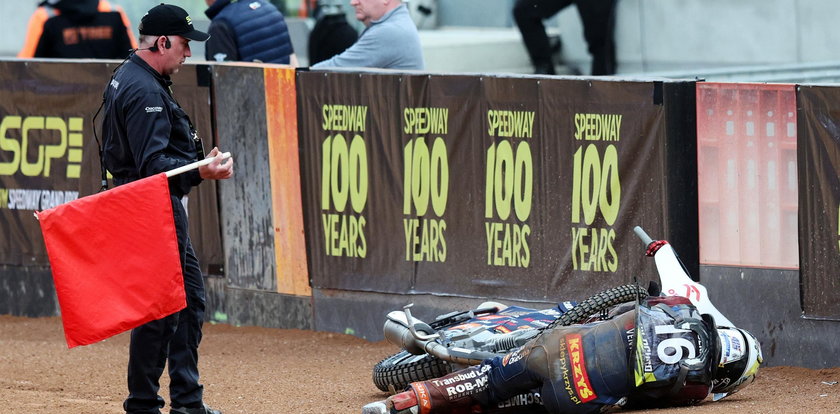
[139,3,210,42]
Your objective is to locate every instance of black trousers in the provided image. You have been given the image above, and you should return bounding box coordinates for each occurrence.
[513,0,616,75]
[124,196,206,413]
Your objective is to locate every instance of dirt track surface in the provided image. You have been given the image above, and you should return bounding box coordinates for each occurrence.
[1,315,839,414]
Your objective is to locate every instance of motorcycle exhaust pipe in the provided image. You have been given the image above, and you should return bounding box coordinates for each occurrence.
[423,340,496,365]
[383,306,501,365]
[384,318,428,355]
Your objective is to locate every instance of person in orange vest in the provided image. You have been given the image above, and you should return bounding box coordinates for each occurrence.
[18,0,138,59]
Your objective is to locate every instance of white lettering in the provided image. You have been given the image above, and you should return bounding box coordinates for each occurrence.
[5,189,78,210]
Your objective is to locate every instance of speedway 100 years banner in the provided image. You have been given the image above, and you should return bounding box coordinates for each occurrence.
[297,71,697,301]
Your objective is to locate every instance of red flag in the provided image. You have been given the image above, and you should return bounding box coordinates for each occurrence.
[36,173,186,348]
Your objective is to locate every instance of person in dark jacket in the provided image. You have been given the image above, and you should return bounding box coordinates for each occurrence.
[204,0,298,65]
[513,0,616,75]
[19,0,138,59]
[102,4,233,414]
[307,0,358,65]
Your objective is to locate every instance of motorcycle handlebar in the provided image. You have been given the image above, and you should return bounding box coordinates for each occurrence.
[634,226,654,247]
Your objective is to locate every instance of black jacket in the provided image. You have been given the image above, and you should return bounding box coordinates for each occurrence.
[204,0,294,63]
[32,0,134,59]
[102,54,203,197]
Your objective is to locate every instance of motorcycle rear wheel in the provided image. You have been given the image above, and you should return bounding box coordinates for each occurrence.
[372,351,452,392]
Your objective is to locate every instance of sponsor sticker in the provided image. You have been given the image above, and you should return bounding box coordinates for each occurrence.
[502,348,528,366]
[566,334,597,403]
[414,383,432,414]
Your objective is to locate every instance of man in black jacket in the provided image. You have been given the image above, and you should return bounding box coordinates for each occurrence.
[102,4,233,414]
[19,0,137,59]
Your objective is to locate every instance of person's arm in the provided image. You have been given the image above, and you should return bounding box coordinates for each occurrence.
[122,92,178,173]
[205,20,239,61]
[124,90,206,192]
[18,8,49,58]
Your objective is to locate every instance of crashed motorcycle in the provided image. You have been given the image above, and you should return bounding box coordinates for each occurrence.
[372,226,735,393]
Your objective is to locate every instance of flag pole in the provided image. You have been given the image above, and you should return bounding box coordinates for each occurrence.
[165,152,231,177]
[34,152,231,221]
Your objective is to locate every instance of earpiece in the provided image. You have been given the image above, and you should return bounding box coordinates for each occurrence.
[147,36,171,52]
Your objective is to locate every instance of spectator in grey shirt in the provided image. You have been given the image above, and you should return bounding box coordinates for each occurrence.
[312,0,424,70]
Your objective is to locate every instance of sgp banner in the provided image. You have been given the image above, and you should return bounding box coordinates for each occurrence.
[0,61,110,265]
[0,60,219,273]
[796,85,840,318]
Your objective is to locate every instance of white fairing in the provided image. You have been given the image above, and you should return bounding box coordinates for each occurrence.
[653,243,736,327]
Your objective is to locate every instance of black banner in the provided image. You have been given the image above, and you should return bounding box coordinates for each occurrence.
[298,72,695,302]
[540,79,667,300]
[0,61,221,274]
[297,71,414,292]
[0,61,109,265]
[797,86,840,318]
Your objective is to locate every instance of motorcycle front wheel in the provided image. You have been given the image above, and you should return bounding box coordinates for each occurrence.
[372,351,453,392]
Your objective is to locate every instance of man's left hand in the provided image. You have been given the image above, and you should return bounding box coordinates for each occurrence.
[199,147,234,180]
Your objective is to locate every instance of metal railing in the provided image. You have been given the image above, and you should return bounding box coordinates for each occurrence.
[624,61,840,84]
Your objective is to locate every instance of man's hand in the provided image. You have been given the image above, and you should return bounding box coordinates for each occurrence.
[199,147,234,180]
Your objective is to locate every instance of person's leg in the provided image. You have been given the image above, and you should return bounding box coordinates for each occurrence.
[167,198,207,409]
[513,0,572,74]
[124,314,179,414]
[575,0,616,75]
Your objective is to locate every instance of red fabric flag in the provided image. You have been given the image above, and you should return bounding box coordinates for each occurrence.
[36,173,186,348]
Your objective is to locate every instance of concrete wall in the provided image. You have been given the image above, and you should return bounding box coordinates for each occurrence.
[434,0,840,74]
[5,0,840,75]
[701,266,839,370]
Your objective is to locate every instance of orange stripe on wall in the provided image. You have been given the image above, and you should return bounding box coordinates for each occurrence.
[264,67,311,296]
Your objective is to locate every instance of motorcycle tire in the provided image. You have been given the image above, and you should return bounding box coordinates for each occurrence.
[545,283,649,330]
[372,350,453,392]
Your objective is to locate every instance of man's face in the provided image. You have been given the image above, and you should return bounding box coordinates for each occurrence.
[350,0,389,26]
[161,36,191,76]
